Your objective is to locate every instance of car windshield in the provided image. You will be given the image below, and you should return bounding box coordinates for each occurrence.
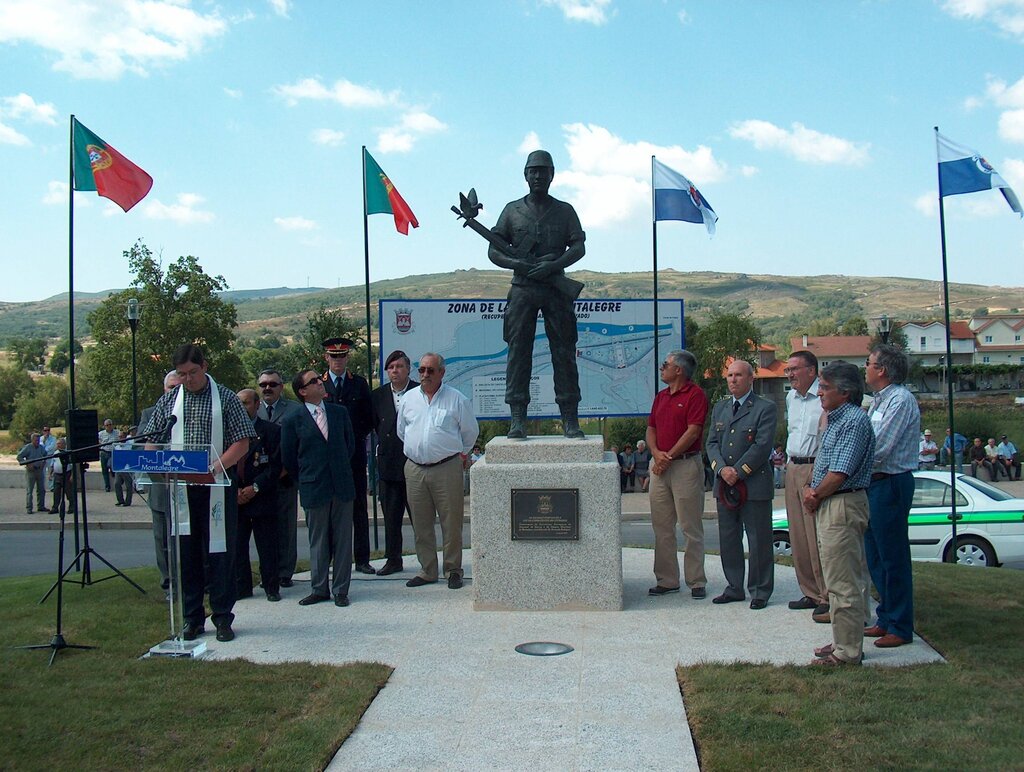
[956,475,1015,502]
[913,477,968,508]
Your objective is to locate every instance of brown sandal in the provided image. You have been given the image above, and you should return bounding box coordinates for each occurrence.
[814,642,834,658]
[810,652,861,666]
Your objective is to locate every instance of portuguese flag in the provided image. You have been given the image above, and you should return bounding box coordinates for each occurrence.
[363,148,419,235]
[72,118,153,212]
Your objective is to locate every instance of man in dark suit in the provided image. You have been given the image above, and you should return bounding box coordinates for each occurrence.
[280,368,357,607]
[706,359,778,610]
[370,349,418,575]
[256,368,302,587]
[235,389,283,602]
[321,337,375,575]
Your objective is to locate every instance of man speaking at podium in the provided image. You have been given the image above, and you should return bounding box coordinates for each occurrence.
[143,344,255,643]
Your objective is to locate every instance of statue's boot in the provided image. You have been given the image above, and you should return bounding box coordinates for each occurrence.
[507,404,528,439]
[560,406,585,439]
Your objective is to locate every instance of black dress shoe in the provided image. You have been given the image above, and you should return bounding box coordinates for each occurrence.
[406,576,437,587]
[788,596,817,610]
[448,574,464,589]
[355,563,377,575]
[334,595,350,607]
[215,624,235,642]
[182,622,204,641]
[377,563,403,576]
[279,578,294,588]
[648,585,680,596]
[712,593,744,604]
[750,599,767,610]
[298,593,331,606]
[266,592,281,602]
[691,587,707,599]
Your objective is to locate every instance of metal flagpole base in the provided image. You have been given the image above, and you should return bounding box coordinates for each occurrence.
[145,638,207,659]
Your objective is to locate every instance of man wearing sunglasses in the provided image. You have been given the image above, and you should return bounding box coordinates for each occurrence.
[321,337,376,575]
[280,369,357,607]
[397,353,479,589]
[256,369,302,588]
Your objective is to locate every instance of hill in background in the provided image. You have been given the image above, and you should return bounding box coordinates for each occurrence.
[1,269,1020,349]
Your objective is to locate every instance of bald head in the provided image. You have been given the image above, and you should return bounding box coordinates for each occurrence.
[726,359,755,398]
[237,388,259,418]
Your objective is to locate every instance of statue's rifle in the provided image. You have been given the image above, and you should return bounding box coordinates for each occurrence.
[451,189,584,301]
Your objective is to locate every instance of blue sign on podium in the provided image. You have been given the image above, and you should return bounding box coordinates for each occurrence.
[112,448,210,474]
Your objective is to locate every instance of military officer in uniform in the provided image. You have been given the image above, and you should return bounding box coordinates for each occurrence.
[321,337,376,574]
[706,360,778,609]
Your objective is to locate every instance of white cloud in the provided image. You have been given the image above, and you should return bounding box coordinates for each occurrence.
[728,119,870,165]
[274,215,317,231]
[268,0,290,18]
[42,180,70,205]
[1003,156,1024,189]
[0,121,30,145]
[311,128,345,146]
[223,87,242,99]
[677,9,690,25]
[999,108,1024,142]
[143,193,214,224]
[549,123,726,227]
[0,0,227,80]
[271,77,398,108]
[2,93,58,124]
[914,191,938,217]
[376,110,446,154]
[985,75,1024,107]
[518,131,542,154]
[542,0,613,25]
[740,165,759,177]
[942,0,1024,40]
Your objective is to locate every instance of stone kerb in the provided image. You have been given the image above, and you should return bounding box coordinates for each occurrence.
[470,435,622,611]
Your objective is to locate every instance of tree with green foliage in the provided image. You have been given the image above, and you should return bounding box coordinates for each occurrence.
[9,376,69,442]
[690,312,761,403]
[82,240,246,422]
[0,365,34,429]
[48,338,84,375]
[7,336,47,371]
[840,316,869,336]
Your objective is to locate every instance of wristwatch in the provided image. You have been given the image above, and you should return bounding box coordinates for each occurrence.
[252,482,260,493]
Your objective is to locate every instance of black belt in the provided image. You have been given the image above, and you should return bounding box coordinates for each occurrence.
[871,472,891,481]
[836,487,866,494]
[414,453,460,468]
[790,456,815,465]
[672,450,700,461]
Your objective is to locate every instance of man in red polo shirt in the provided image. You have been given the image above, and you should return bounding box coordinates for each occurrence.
[646,349,710,598]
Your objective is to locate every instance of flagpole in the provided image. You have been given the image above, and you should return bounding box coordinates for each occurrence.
[934,126,960,561]
[651,155,660,398]
[67,116,77,409]
[361,145,380,552]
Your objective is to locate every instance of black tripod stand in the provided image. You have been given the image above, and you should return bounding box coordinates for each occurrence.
[40,437,146,603]
[17,450,96,665]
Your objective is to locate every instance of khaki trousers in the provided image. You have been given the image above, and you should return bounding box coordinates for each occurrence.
[404,456,465,581]
[649,454,705,589]
[784,462,827,604]
[816,491,870,663]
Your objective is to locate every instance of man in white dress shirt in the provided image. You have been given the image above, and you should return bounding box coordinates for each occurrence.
[397,352,479,590]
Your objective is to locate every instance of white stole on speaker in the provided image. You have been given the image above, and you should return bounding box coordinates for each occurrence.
[171,374,227,553]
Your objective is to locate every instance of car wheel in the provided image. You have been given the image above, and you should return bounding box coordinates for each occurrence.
[773,531,792,558]
[946,536,997,567]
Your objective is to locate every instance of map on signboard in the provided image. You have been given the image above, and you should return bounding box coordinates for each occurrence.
[379,299,684,419]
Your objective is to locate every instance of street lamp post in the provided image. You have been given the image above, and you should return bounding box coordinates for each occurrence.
[877,314,891,344]
[126,298,140,425]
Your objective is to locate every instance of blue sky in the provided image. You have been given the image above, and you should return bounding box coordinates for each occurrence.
[2,0,1023,304]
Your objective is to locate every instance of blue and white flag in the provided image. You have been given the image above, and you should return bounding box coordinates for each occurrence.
[653,158,718,235]
[937,133,1022,216]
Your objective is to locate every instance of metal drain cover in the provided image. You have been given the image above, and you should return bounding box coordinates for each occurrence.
[514,641,574,656]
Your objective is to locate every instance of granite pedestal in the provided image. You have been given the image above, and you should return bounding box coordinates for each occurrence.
[470,435,622,611]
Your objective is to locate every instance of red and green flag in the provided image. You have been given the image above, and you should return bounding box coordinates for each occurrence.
[363,148,418,235]
[72,118,153,212]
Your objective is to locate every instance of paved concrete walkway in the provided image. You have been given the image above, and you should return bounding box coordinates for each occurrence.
[202,549,943,772]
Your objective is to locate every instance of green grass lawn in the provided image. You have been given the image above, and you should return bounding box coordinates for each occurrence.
[0,567,390,771]
[679,561,1024,770]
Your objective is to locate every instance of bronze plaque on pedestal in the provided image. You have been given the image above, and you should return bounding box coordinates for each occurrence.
[511,488,579,540]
